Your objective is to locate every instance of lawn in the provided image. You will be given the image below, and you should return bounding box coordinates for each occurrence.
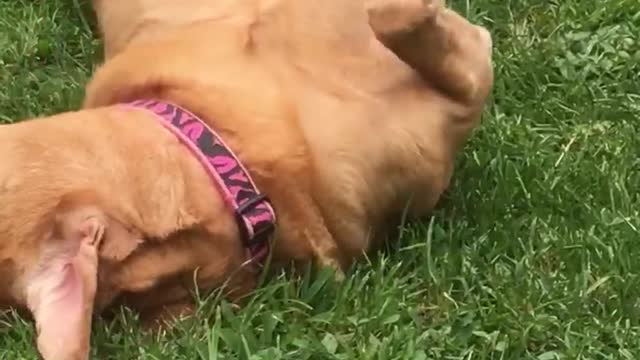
[0,0,639,358]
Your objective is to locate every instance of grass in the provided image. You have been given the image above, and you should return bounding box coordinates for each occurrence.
[0,0,639,358]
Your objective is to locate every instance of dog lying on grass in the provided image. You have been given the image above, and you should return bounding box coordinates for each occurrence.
[0,0,493,358]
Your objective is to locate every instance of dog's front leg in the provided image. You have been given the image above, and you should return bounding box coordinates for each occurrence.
[367,0,493,107]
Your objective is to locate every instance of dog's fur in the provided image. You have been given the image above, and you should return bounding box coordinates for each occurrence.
[0,0,493,358]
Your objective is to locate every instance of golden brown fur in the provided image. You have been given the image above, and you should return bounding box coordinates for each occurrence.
[0,0,493,358]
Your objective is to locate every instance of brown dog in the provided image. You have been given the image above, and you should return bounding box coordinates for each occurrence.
[0,0,493,358]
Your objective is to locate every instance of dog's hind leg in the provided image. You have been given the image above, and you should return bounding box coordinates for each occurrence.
[366,0,494,158]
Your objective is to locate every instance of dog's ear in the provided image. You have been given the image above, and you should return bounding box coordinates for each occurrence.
[25,199,140,360]
[26,207,104,360]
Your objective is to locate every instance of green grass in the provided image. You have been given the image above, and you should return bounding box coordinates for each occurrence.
[0,0,639,358]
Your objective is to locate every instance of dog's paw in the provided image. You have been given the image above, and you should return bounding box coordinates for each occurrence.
[317,257,345,282]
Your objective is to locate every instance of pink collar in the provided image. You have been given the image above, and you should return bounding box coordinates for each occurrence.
[127,99,276,267]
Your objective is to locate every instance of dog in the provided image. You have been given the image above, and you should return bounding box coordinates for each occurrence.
[0,0,493,358]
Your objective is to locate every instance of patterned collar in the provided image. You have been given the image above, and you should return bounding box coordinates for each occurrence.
[127,99,276,267]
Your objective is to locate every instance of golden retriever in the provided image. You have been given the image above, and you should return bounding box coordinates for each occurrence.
[0,0,493,358]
